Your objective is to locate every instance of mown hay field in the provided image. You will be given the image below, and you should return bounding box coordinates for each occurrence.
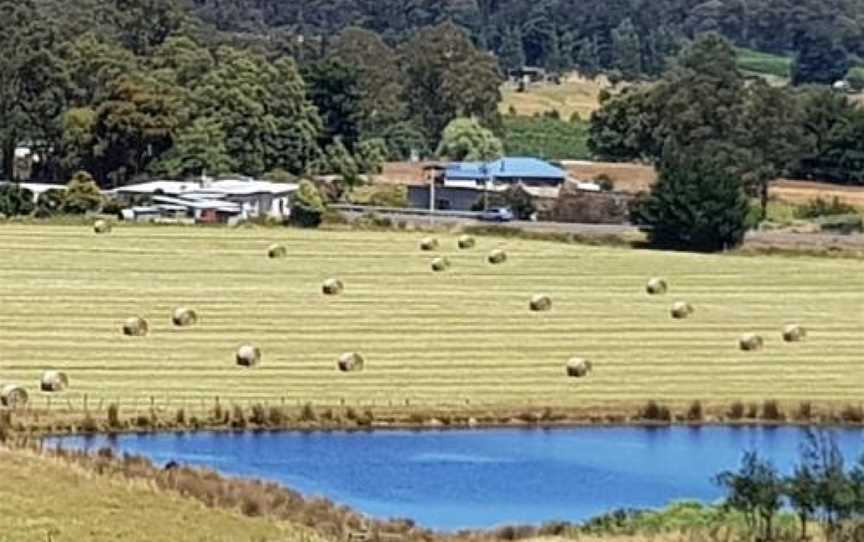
[0,224,862,413]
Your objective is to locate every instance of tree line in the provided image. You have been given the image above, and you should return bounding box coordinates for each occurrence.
[0,0,501,187]
[717,429,864,542]
[188,0,862,83]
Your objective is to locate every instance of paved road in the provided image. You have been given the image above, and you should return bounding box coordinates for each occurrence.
[340,210,864,249]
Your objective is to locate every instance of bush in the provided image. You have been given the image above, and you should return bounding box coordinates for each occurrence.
[818,213,863,234]
[299,403,316,422]
[348,184,408,208]
[795,197,857,219]
[62,171,103,214]
[35,189,66,217]
[686,401,704,422]
[0,183,35,216]
[640,401,671,422]
[290,180,325,228]
[231,405,247,429]
[107,403,121,429]
[840,405,864,423]
[762,400,785,421]
[727,401,745,420]
[594,174,615,192]
[796,401,813,421]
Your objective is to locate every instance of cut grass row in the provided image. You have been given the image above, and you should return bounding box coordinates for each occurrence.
[0,225,861,415]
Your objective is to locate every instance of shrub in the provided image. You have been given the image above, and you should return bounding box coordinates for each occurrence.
[818,214,863,234]
[348,184,408,208]
[299,403,316,422]
[35,189,65,217]
[80,413,99,433]
[761,400,784,421]
[249,404,266,426]
[840,404,864,423]
[106,403,121,429]
[795,197,857,219]
[746,403,759,419]
[727,401,745,420]
[231,405,247,429]
[267,406,285,426]
[62,171,104,214]
[0,411,11,442]
[0,183,35,217]
[175,408,186,426]
[686,401,704,422]
[290,180,325,228]
[640,401,671,422]
[796,401,813,421]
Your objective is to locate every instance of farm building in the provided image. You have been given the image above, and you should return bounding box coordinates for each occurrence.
[112,178,298,224]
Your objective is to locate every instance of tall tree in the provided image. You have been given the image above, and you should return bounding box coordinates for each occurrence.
[436,117,504,161]
[155,117,236,177]
[498,26,526,73]
[792,30,849,86]
[0,0,68,180]
[399,22,502,144]
[302,59,363,149]
[611,18,642,80]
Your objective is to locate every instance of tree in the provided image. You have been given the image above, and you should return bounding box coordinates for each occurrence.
[498,26,526,73]
[111,0,186,55]
[302,59,363,148]
[792,30,849,86]
[62,171,103,214]
[715,451,785,541]
[436,117,503,161]
[290,179,325,228]
[311,138,361,187]
[799,430,855,541]
[149,36,214,88]
[0,184,35,216]
[400,22,502,143]
[355,138,388,174]
[381,121,429,161]
[63,33,137,107]
[632,151,749,252]
[156,117,236,178]
[611,18,642,81]
[0,0,68,180]
[787,463,818,540]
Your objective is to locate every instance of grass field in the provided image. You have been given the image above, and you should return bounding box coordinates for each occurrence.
[0,224,862,417]
[500,75,609,120]
[503,116,591,160]
[0,448,317,542]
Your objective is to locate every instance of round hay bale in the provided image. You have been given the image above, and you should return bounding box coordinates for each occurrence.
[268,244,287,259]
[566,358,593,378]
[122,317,149,337]
[322,278,344,295]
[420,237,439,251]
[488,249,507,265]
[670,301,694,320]
[782,324,807,343]
[739,334,765,352]
[172,307,197,327]
[337,352,365,372]
[236,344,261,367]
[0,384,28,408]
[646,278,668,295]
[94,219,112,234]
[458,235,476,249]
[529,294,552,312]
[40,371,69,393]
[431,257,451,272]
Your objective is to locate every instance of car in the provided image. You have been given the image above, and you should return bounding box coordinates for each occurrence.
[479,207,515,222]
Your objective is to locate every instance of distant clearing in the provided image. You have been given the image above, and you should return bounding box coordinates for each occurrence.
[0,225,861,415]
[500,74,610,120]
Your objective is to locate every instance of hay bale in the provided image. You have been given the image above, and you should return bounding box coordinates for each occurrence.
[739,334,765,352]
[122,317,149,337]
[268,244,288,259]
[236,344,261,367]
[488,249,507,264]
[0,384,28,408]
[670,301,694,320]
[646,277,668,295]
[337,352,365,372]
[172,307,197,327]
[566,358,593,378]
[431,257,451,272]
[529,294,552,312]
[458,235,476,249]
[40,371,69,393]
[322,278,344,295]
[420,237,439,251]
[93,219,112,234]
[783,324,807,343]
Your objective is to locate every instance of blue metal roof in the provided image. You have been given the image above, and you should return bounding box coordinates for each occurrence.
[444,157,565,181]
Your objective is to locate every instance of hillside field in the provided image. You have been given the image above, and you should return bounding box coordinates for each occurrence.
[0,225,862,416]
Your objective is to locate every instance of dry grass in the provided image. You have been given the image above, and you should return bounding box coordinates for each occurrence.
[0,224,861,415]
[500,75,612,120]
[0,447,322,542]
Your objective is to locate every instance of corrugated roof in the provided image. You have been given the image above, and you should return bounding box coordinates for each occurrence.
[444,157,566,181]
[113,179,298,197]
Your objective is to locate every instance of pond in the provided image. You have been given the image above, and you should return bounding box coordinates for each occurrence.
[47,426,864,531]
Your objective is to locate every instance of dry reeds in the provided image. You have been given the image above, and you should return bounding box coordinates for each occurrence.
[40,371,69,392]
[122,317,149,337]
[529,294,552,312]
[172,307,197,327]
[739,334,765,352]
[670,301,694,319]
[236,345,261,368]
[646,277,668,295]
[267,244,287,259]
[488,249,507,264]
[337,352,365,372]
[322,278,344,295]
[782,324,806,342]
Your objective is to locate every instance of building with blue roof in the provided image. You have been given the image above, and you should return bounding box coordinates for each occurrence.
[443,157,566,188]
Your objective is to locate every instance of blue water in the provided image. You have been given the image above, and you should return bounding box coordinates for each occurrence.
[47,427,864,530]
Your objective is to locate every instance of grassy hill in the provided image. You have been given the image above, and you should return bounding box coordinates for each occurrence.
[503,115,591,160]
[0,447,320,542]
[0,224,861,419]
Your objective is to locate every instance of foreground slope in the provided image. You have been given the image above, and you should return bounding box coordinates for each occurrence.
[0,448,316,542]
[0,225,861,413]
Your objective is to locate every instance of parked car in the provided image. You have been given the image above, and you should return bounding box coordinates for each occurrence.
[480,207,515,222]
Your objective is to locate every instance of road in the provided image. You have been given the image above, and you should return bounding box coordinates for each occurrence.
[338,209,864,250]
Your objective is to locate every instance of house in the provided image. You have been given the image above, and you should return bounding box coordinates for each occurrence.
[112,177,298,223]
[407,157,567,212]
